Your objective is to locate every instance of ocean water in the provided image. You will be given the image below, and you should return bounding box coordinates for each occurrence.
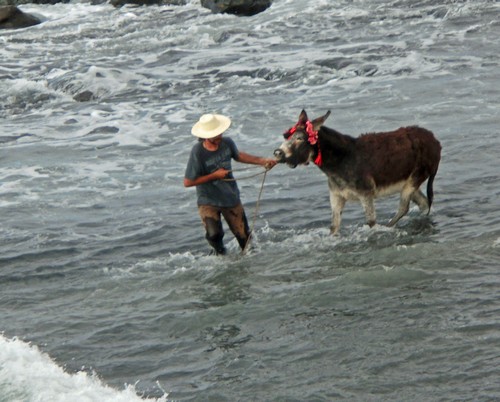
[1,0,499,400]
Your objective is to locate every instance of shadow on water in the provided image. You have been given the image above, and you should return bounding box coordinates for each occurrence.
[365,214,440,249]
[196,262,252,308]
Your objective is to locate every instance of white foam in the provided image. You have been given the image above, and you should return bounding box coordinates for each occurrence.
[1,78,67,114]
[0,335,168,402]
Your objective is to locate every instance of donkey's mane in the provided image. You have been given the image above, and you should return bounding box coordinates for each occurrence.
[319,125,356,154]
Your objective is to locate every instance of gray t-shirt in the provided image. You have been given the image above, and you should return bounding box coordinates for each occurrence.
[184,137,241,207]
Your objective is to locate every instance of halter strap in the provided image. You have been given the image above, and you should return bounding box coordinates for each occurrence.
[284,120,323,167]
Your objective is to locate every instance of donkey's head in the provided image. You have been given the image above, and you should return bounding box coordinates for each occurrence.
[274,110,331,168]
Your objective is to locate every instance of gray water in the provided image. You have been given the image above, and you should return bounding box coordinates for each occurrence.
[1,0,499,400]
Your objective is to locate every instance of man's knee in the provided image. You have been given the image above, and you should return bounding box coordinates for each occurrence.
[204,218,226,254]
[204,217,223,238]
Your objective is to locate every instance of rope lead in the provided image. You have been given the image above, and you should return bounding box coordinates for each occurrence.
[241,169,268,256]
[221,167,267,182]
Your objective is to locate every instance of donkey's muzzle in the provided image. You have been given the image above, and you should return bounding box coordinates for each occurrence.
[274,148,285,162]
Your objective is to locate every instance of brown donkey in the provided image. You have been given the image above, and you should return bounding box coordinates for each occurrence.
[274,110,441,234]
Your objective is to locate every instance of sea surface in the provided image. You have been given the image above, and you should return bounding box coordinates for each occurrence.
[1,0,499,400]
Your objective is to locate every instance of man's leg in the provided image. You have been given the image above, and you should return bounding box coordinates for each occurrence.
[222,203,251,251]
[198,205,226,255]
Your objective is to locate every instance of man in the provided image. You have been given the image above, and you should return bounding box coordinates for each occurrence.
[184,113,277,255]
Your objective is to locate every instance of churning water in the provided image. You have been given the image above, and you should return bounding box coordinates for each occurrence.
[1,0,499,400]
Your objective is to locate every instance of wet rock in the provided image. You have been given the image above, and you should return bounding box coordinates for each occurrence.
[110,0,186,7]
[201,0,272,16]
[0,0,70,4]
[87,126,120,135]
[0,5,41,29]
[73,90,95,103]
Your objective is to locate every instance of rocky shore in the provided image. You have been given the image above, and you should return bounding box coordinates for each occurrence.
[1,0,272,29]
[1,5,41,28]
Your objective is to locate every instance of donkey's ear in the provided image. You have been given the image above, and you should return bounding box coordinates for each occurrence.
[298,109,308,124]
[312,110,331,131]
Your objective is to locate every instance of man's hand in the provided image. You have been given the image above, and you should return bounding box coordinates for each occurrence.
[264,158,277,170]
[212,168,229,180]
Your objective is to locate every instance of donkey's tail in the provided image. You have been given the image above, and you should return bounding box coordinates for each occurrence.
[426,173,436,214]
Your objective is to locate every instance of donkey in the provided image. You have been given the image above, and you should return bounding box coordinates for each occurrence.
[274,110,441,234]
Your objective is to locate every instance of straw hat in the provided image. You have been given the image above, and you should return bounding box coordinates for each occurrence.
[191,114,231,139]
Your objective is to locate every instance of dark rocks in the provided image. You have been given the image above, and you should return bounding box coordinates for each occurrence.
[0,0,272,18]
[110,0,187,7]
[0,5,41,29]
[110,0,273,14]
[73,90,96,103]
[201,0,272,16]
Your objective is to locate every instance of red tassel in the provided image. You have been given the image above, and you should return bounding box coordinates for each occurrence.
[314,151,322,167]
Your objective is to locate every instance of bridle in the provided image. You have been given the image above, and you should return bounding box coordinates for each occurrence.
[283,120,323,166]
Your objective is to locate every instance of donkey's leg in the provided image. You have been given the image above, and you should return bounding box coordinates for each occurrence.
[389,185,416,227]
[329,194,346,235]
[411,189,429,213]
[360,196,376,228]
[328,183,346,235]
